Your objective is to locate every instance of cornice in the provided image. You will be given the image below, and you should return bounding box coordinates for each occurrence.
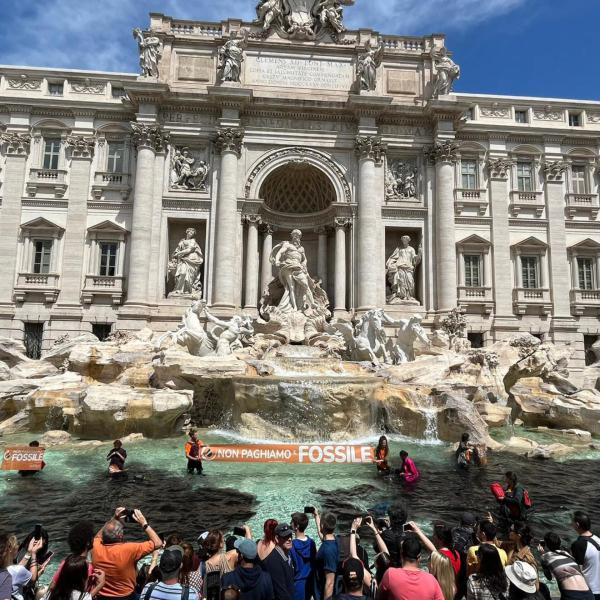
[565,221,600,229]
[88,201,133,210]
[382,206,428,220]
[508,219,548,227]
[455,217,491,226]
[22,199,69,208]
[162,198,212,211]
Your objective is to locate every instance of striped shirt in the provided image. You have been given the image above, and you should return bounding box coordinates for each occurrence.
[140,582,200,600]
[541,550,590,592]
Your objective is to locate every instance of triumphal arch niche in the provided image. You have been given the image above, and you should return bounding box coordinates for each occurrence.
[243,147,353,316]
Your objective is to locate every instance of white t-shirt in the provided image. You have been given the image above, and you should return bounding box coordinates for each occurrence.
[7,565,32,600]
[69,592,92,600]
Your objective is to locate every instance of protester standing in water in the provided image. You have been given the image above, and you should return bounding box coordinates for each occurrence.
[106,440,127,476]
[397,450,420,483]
[185,430,206,475]
[375,436,391,475]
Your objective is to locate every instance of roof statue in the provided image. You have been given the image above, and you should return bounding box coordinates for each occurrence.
[255,0,355,40]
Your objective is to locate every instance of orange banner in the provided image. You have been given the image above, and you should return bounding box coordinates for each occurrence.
[2,447,46,471]
[200,444,374,464]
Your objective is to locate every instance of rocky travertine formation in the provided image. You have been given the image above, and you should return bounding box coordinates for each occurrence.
[0,328,599,448]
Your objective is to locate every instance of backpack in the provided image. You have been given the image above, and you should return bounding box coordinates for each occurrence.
[522,488,533,509]
[144,583,190,600]
[0,569,12,600]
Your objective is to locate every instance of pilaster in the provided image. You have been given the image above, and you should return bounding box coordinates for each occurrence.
[212,127,244,309]
[426,140,459,312]
[0,130,31,306]
[56,135,95,307]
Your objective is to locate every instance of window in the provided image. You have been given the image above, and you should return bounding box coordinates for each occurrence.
[99,242,118,277]
[517,162,534,192]
[107,142,125,173]
[33,240,53,274]
[569,112,581,127]
[465,108,474,121]
[464,255,482,287]
[468,332,484,349]
[521,256,539,289]
[92,323,113,341]
[43,139,61,170]
[24,322,44,360]
[48,82,63,96]
[572,165,588,194]
[461,160,477,189]
[515,110,528,124]
[111,87,127,99]
[577,257,595,290]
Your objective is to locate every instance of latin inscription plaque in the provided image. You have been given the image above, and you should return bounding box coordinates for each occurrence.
[246,55,354,91]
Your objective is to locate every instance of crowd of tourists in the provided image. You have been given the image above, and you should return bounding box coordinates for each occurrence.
[1,492,599,600]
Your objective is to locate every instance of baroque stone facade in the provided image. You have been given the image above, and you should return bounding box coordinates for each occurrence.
[0,6,600,381]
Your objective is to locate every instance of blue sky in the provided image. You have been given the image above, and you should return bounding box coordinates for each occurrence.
[0,0,596,100]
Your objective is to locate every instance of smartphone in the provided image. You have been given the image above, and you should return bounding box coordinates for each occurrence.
[304,506,316,514]
[33,524,43,541]
[124,509,136,523]
[233,526,246,537]
[403,523,413,532]
[364,516,374,526]
[40,551,54,568]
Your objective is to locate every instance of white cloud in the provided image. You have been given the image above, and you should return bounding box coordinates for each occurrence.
[0,0,525,72]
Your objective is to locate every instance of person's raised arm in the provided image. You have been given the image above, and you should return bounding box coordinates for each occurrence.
[350,518,372,588]
[89,569,106,599]
[314,509,323,542]
[21,538,43,583]
[407,522,436,555]
[133,509,162,550]
[243,525,253,540]
[366,518,389,555]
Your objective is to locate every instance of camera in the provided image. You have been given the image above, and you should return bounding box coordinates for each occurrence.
[304,506,316,514]
[122,509,136,523]
[402,523,413,532]
[233,526,246,537]
[33,524,43,541]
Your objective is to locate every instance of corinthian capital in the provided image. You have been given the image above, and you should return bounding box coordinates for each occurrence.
[542,160,569,182]
[214,128,244,156]
[130,122,170,153]
[487,157,514,180]
[0,131,32,156]
[66,135,96,159]
[334,217,351,229]
[355,136,386,164]
[425,140,460,165]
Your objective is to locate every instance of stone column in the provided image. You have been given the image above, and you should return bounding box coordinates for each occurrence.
[317,228,328,292]
[126,123,169,306]
[543,160,572,317]
[427,141,459,312]
[57,136,95,306]
[212,128,244,309]
[0,132,30,305]
[243,215,261,309]
[334,218,350,312]
[355,136,386,310]
[261,225,273,295]
[488,157,515,316]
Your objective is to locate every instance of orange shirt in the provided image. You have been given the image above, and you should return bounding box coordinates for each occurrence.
[92,537,155,597]
[185,440,204,460]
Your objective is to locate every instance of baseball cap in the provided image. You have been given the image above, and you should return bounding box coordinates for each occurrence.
[274,523,293,539]
[342,558,364,588]
[234,538,258,561]
[461,512,476,527]
[160,545,183,577]
[506,561,537,594]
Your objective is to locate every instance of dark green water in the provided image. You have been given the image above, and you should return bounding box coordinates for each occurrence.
[1,430,598,585]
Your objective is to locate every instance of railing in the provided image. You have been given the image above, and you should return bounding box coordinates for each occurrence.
[17,273,60,287]
[459,286,492,300]
[509,190,545,216]
[381,37,427,52]
[82,275,125,305]
[571,289,600,303]
[513,288,551,303]
[92,172,131,200]
[170,21,222,36]
[29,168,66,183]
[565,193,599,218]
[454,189,488,215]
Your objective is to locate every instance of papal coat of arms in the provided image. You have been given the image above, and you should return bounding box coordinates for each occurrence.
[256,0,355,40]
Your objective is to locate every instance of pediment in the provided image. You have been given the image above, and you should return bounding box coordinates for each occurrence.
[20,217,64,231]
[87,220,129,234]
[511,236,548,249]
[569,238,600,250]
[457,234,490,247]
